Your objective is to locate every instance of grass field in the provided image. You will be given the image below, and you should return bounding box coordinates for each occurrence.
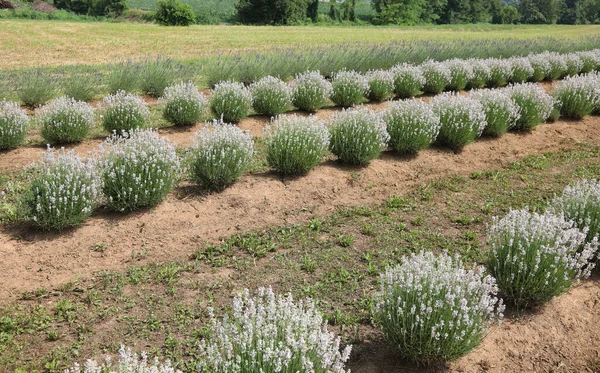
[2,20,600,70]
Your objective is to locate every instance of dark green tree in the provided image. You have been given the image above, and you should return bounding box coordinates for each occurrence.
[342,0,357,21]
[307,0,319,22]
[329,0,341,21]
[373,0,426,24]
[236,0,311,24]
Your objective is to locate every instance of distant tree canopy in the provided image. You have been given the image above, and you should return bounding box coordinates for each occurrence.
[54,0,127,16]
[236,0,312,24]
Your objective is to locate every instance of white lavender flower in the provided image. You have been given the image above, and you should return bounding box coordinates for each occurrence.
[431,93,486,150]
[565,53,584,77]
[421,60,451,94]
[160,81,208,126]
[101,90,149,133]
[373,251,504,364]
[505,83,554,130]
[290,71,332,112]
[467,59,491,89]
[549,179,600,243]
[445,59,473,91]
[328,108,389,165]
[210,81,253,123]
[37,96,95,144]
[0,99,29,150]
[470,89,520,137]
[508,57,534,84]
[528,53,552,82]
[21,147,100,230]
[99,129,180,212]
[366,70,394,101]
[249,76,292,117]
[65,345,181,373]
[487,209,598,307]
[188,119,254,190]
[553,73,600,119]
[575,50,599,73]
[264,115,329,175]
[485,58,513,87]
[383,100,440,154]
[544,52,569,80]
[198,287,352,373]
[329,70,369,107]
[390,63,424,99]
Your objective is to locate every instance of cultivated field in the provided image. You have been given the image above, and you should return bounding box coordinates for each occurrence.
[1,19,600,373]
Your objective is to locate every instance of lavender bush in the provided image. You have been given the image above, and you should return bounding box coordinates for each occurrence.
[290,71,332,112]
[467,59,491,89]
[161,81,208,126]
[37,96,95,144]
[264,115,329,176]
[328,108,389,165]
[508,57,534,84]
[486,58,513,88]
[383,100,440,154]
[0,99,29,150]
[553,74,600,119]
[487,209,598,307]
[374,252,504,364]
[198,287,352,373]
[390,63,424,99]
[546,53,569,80]
[250,76,292,116]
[366,70,394,101]
[528,54,552,82]
[549,179,600,244]
[188,120,254,190]
[470,89,520,137]
[565,54,584,77]
[445,59,473,91]
[99,129,180,212]
[210,82,253,123]
[432,93,486,150]
[66,345,180,373]
[21,148,100,230]
[576,50,599,74]
[506,83,554,131]
[101,91,149,133]
[329,70,369,107]
[421,61,451,94]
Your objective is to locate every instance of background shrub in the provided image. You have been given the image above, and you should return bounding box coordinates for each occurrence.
[329,70,369,107]
[390,63,424,99]
[188,120,254,190]
[101,91,149,133]
[17,70,57,108]
[467,59,491,89]
[445,59,473,91]
[100,129,180,212]
[66,345,181,373]
[37,96,95,144]
[155,0,195,26]
[210,81,253,123]
[20,148,100,230]
[0,100,29,150]
[366,70,394,101]
[470,89,520,137]
[507,83,554,131]
[373,252,504,364]
[106,61,140,94]
[328,108,389,165]
[432,93,486,150]
[160,81,208,126]
[140,57,182,97]
[249,76,291,116]
[62,73,99,102]
[198,287,351,373]
[553,74,600,119]
[550,179,600,244]
[487,209,598,307]
[290,71,332,112]
[486,58,512,88]
[265,115,329,176]
[421,61,451,94]
[383,100,440,154]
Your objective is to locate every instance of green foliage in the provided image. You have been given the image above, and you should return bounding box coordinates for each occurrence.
[62,73,99,102]
[236,0,311,24]
[373,0,426,25]
[155,0,195,26]
[54,0,127,16]
[17,71,58,109]
[107,61,140,94]
[139,57,183,97]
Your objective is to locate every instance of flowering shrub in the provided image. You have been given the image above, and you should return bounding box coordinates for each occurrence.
[486,58,512,88]
[467,59,491,89]
[431,93,486,150]
[20,148,100,230]
[508,57,534,84]
[383,100,440,154]
[37,96,95,144]
[576,50,599,74]
[390,63,424,99]
[101,91,149,133]
[549,179,600,243]
[553,74,600,119]
[421,61,451,94]
[188,120,254,190]
[470,89,520,137]
[249,76,291,116]
[366,70,394,101]
[329,70,369,107]
[328,108,389,165]
[528,54,552,82]
[99,129,180,212]
[66,345,181,373]
[373,252,504,364]
[546,53,569,80]
[290,71,332,112]
[445,59,473,91]
[0,99,29,150]
[161,81,208,126]
[506,83,554,131]
[198,287,351,373]
[487,209,598,307]
[210,82,253,123]
[264,115,329,175]
[565,54,584,77]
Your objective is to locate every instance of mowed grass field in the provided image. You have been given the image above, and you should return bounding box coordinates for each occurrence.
[2,20,600,70]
